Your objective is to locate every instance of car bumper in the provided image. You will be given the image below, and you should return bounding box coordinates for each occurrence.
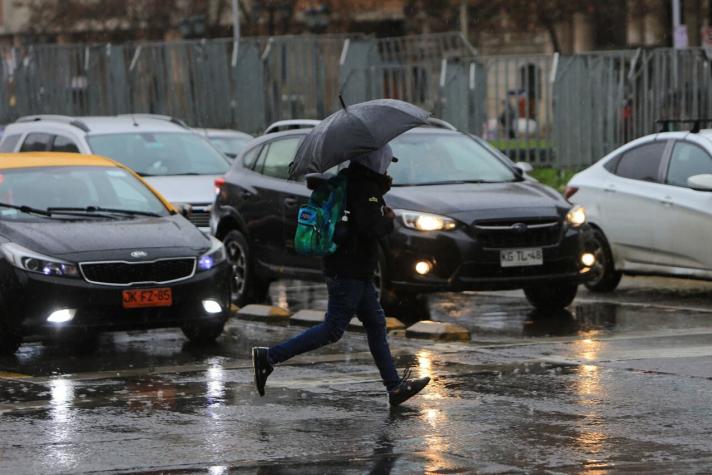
[2,263,230,334]
[387,224,593,292]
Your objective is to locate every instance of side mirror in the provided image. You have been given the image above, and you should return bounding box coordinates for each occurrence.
[305,173,335,190]
[514,161,534,174]
[687,174,712,191]
[174,203,192,218]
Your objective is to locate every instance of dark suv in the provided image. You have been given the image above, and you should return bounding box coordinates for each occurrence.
[211,126,594,315]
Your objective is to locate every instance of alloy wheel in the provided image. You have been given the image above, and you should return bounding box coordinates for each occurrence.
[226,239,247,303]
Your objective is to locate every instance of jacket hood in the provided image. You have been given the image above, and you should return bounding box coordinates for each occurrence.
[0,215,210,262]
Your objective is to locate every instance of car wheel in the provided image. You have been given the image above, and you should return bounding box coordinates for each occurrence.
[0,320,22,356]
[181,320,226,345]
[524,281,578,311]
[222,229,270,307]
[585,228,623,293]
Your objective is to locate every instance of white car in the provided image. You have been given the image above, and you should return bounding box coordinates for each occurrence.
[0,114,230,231]
[566,127,712,292]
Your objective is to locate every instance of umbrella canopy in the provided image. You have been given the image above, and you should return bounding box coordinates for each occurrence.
[288,98,430,179]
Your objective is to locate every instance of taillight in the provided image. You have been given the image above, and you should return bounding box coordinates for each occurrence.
[564,186,579,201]
[214,177,225,196]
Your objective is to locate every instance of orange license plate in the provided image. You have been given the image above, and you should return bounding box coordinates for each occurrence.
[122,288,172,309]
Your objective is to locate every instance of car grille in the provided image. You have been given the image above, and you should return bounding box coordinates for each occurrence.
[80,258,196,286]
[473,219,562,249]
[188,205,211,228]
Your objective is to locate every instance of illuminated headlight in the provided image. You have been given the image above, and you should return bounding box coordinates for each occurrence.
[47,309,76,323]
[198,237,227,271]
[0,243,79,277]
[398,210,457,232]
[566,205,587,228]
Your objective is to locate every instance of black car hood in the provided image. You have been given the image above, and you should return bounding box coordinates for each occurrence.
[0,215,210,262]
[385,181,568,223]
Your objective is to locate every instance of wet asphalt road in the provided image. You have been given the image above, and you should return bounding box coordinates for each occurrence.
[2,277,712,474]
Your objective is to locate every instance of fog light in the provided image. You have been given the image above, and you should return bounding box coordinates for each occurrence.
[415,260,432,276]
[47,309,76,323]
[581,252,596,267]
[202,299,223,314]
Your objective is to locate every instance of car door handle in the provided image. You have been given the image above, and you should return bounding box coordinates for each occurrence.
[284,197,299,208]
[604,185,616,193]
[660,196,674,206]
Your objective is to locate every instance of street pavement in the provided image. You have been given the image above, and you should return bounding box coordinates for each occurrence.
[2,276,712,474]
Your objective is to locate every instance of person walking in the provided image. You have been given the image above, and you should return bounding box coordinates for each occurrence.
[252,145,430,406]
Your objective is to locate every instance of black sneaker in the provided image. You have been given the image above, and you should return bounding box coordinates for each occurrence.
[252,347,273,396]
[388,368,431,406]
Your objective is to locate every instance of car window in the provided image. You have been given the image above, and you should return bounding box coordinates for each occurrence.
[20,133,54,152]
[209,136,250,157]
[87,132,229,176]
[614,141,667,183]
[0,134,22,152]
[242,145,262,170]
[258,138,301,180]
[52,135,80,153]
[666,141,712,188]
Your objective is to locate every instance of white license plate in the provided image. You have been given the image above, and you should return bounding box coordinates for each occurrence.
[500,248,543,267]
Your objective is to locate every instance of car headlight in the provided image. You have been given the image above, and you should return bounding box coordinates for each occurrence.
[398,210,457,231]
[0,242,79,277]
[566,205,587,227]
[197,236,227,271]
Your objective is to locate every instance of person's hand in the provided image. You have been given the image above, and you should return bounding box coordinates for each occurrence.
[383,206,395,219]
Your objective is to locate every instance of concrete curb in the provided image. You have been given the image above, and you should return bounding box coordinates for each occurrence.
[290,310,406,333]
[236,304,291,324]
[405,320,471,342]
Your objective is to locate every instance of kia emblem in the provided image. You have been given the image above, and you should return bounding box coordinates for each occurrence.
[130,250,148,258]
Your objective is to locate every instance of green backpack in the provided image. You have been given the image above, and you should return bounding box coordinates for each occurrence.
[294,175,348,256]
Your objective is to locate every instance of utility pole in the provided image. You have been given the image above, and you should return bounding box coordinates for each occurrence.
[232,0,241,49]
[460,0,469,41]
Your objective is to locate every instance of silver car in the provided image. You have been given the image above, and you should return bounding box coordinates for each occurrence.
[192,128,253,160]
[0,114,230,231]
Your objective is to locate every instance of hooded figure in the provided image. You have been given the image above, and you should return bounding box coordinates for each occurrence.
[252,143,430,407]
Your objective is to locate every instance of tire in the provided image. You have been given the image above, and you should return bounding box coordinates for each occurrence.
[181,320,226,345]
[0,320,22,356]
[524,281,578,311]
[585,228,623,293]
[222,229,270,307]
[375,246,430,323]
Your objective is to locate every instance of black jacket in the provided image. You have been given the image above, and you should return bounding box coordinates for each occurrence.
[323,163,394,279]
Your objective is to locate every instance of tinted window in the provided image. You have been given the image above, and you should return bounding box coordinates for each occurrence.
[87,133,229,176]
[0,134,22,152]
[0,166,169,220]
[614,142,666,182]
[259,138,301,180]
[389,133,516,185]
[20,133,53,152]
[52,135,80,153]
[242,146,262,170]
[667,142,712,188]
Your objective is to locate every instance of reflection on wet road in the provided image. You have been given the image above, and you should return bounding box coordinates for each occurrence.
[2,277,712,473]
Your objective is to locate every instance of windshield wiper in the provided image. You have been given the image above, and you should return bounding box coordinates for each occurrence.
[47,206,162,218]
[0,202,53,217]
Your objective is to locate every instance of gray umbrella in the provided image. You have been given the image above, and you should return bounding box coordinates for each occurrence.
[288,98,430,178]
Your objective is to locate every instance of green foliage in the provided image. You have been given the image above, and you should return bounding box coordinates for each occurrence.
[529,167,577,193]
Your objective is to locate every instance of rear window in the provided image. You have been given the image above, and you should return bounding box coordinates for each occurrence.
[0,134,22,152]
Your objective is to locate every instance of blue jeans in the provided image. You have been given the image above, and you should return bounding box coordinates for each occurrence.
[268,277,401,390]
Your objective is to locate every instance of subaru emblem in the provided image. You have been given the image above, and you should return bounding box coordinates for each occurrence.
[511,223,528,233]
[130,250,148,258]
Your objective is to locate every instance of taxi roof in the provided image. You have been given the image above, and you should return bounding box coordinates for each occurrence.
[0,152,118,169]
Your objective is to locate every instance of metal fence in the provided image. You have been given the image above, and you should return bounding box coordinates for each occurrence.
[1,34,711,169]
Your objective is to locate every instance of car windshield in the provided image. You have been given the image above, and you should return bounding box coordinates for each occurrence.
[0,166,170,221]
[388,133,517,186]
[87,132,230,176]
[208,136,251,158]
